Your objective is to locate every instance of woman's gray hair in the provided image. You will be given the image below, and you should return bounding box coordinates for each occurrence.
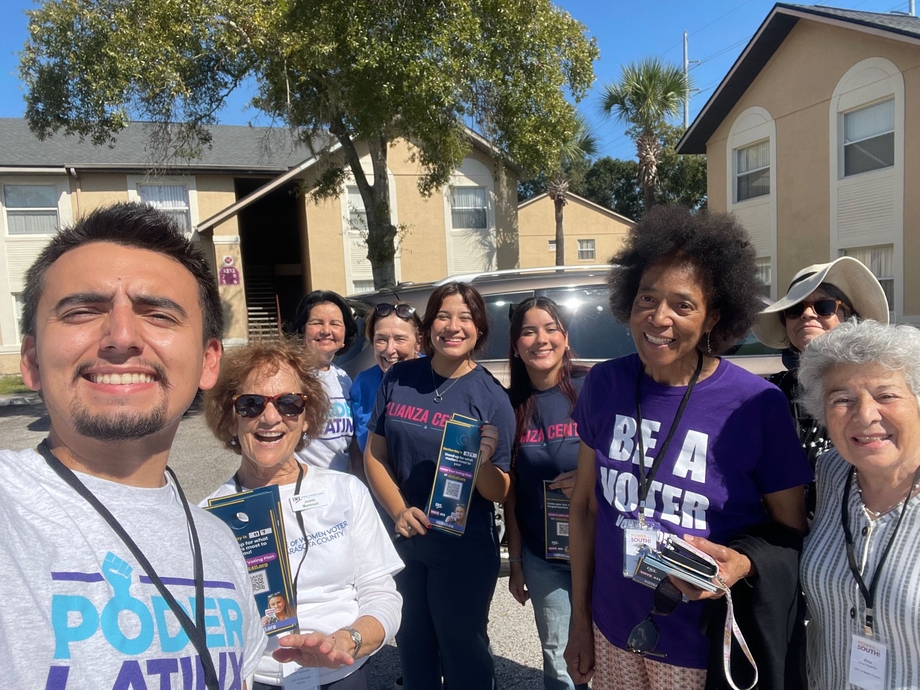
[798,319,920,426]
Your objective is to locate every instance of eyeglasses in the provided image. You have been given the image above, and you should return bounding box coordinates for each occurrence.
[626,578,683,658]
[232,393,309,418]
[783,298,847,320]
[375,303,416,320]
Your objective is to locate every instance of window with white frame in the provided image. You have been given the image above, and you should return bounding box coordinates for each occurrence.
[754,257,772,296]
[577,239,596,261]
[450,188,487,229]
[138,185,191,233]
[344,186,374,294]
[841,246,894,309]
[735,140,770,202]
[843,99,894,177]
[548,240,556,252]
[347,186,368,235]
[3,184,59,235]
[352,280,375,293]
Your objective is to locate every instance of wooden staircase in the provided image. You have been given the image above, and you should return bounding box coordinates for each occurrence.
[245,266,281,341]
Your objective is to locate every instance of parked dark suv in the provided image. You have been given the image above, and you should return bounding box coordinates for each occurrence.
[337,266,782,384]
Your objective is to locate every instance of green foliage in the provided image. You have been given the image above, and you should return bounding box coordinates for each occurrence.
[0,376,30,395]
[600,57,689,134]
[576,156,642,220]
[657,123,707,210]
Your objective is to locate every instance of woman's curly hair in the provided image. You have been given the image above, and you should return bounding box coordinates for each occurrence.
[205,337,331,454]
[608,204,763,355]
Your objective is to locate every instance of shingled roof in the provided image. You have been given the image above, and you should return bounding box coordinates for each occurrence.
[677,3,920,154]
[0,118,326,173]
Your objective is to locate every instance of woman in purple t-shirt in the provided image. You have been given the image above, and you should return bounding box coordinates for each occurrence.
[564,205,812,690]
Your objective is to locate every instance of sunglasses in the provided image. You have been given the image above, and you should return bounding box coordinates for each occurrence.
[232,393,309,418]
[375,303,416,320]
[783,298,847,320]
[626,578,683,658]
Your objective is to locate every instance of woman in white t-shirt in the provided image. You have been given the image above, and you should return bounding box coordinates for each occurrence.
[292,290,360,473]
[203,338,403,690]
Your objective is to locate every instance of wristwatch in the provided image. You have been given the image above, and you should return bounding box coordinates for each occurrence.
[340,626,363,658]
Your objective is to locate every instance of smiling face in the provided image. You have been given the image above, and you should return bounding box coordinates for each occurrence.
[303,302,346,366]
[629,260,719,385]
[785,287,849,352]
[232,364,309,477]
[20,242,220,446]
[373,313,420,373]
[823,362,920,482]
[429,293,478,363]
[514,307,568,385]
[269,595,288,617]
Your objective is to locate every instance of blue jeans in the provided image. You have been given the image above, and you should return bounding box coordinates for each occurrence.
[394,528,500,690]
[522,544,589,690]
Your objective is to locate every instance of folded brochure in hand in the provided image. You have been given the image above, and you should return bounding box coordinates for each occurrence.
[635,533,720,593]
[543,480,570,560]
[425,415,482,536]
[206,485,299,635]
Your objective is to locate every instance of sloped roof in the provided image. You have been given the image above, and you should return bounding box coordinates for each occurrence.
[0,118,325,173]
[677,3,920,154]
[519,191,636,225]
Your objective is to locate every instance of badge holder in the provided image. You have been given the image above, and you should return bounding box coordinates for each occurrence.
[282,662,320,690]
[543,480,571,560]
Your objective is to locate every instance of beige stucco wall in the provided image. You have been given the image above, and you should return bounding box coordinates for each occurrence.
[705,20,920,310]
[518,195,632,267]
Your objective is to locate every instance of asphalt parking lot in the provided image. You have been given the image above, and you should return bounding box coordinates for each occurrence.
[0,394,546,689]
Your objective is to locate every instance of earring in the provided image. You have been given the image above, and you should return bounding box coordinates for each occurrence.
[230,437,238,447]
[302,432,309,441]
[513,352,520,358]
[706,332,712,354]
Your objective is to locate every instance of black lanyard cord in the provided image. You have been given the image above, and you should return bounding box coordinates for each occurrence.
[634,350,704,519]
[841,463,920,636]
[37,440,219,690]
[234,463,309,612]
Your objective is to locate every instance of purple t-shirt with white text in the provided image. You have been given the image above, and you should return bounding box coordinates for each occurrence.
[572,354,812,668]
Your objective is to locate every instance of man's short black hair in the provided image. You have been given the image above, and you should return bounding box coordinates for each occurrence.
[21,202,223,341]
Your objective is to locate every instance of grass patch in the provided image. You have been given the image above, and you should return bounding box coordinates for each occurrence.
[0,375,31,395]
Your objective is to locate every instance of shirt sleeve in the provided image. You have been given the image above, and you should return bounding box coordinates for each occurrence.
[351,369,379,453]
[349,479,404,644]
[572,365,598,449]
[485,381,516,474]
[366,368,392,438]
[753,385,815,495]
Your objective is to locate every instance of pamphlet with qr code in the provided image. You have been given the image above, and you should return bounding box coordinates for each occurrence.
[543,481,571,560]
[425,415,483,536]
[206,485,299,636]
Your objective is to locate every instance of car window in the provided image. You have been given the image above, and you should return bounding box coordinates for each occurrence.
[334,300,372,368]
[541,287,636,360]
[481,291,534,361]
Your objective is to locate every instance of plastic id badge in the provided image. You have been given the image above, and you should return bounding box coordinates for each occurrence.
[848,635,887,690]
[622,518,658,578]
[282,663,320,690]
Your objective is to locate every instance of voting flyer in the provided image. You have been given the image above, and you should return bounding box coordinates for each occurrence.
[425,416,482,536]
[206,485,299,636]
[543,481,571,560]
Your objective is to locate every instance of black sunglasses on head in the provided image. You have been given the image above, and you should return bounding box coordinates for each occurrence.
[232,393,309,418]
[375,303,416,320]
[783,298,847,320]
[626,577,683,658]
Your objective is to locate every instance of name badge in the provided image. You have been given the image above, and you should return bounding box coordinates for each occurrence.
[622,520,658,578]
[290,492,328,512]
[848,634,887,690]
[282,662,320,690]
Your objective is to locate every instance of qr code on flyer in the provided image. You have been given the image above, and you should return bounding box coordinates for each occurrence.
[443,479,463,500]
[249,570,270,595]
[557,522,569,537]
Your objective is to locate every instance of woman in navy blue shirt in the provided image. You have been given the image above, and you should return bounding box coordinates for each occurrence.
[505,297,588,690]
[364,282,514,690]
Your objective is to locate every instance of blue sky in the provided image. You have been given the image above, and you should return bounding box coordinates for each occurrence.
[0,0,913,159]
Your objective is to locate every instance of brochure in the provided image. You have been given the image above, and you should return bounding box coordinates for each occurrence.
[543,480,571,560]
[425,415,483,536]
[206,485,299,635]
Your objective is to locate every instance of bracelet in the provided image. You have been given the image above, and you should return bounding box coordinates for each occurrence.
[508,558,523,563]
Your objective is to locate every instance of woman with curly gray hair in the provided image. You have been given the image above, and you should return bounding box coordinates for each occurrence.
[798,320,920,690]
[565,205,812,690]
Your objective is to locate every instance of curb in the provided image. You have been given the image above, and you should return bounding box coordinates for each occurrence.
[0,393,43,407]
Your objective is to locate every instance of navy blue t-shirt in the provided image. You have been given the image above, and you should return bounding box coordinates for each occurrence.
[368,358,514,536]
[514,376,584,560]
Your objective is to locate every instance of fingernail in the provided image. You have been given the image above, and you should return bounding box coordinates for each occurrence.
[427,524,433,529]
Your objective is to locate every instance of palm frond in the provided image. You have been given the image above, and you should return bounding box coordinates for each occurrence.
[600,57,689,132]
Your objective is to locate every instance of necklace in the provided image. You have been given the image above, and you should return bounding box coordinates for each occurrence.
[855,469,920,519]
[431,361,465,403]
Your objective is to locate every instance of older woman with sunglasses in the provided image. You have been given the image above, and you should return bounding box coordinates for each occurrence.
[203,339,403,690]
[753,257,889,516]
[352,302,422,454]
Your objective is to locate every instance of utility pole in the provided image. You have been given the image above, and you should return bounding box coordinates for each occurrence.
[683,31,700,128]
[912,0,916,17]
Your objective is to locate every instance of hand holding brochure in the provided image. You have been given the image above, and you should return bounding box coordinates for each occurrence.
[426,416,483,536]
[637,534,720,593]
[206,485,299,635]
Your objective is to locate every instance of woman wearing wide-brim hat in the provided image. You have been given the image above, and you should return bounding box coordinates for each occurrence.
[752,256,890,516]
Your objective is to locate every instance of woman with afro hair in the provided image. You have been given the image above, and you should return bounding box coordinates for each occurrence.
[564,205,811,690]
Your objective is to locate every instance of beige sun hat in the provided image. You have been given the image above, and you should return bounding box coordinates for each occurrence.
[751,256,890,350]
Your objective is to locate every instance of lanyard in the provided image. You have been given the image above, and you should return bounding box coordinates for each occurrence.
[234,463,309,611]
[37,440,219,690]
[840,463,920,637]
[634,350,703,525]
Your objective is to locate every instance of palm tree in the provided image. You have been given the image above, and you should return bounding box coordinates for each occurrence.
[601,58,689,212]
[546,114,597,265]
